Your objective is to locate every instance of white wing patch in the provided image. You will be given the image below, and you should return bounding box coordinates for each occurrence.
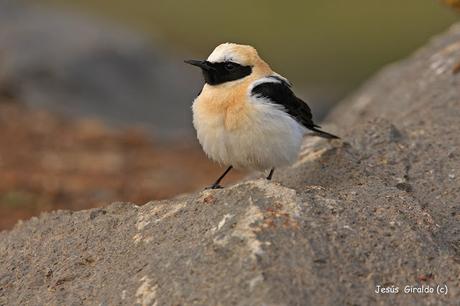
[271,73,292,86]
[249,75,291,94]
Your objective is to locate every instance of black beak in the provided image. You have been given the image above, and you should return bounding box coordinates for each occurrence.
[184,60,215,71]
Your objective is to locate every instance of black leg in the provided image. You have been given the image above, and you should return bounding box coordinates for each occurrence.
[266,168,275,180]
[207,166,233,189]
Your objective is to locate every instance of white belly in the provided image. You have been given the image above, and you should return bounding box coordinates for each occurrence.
[193,99,304,171]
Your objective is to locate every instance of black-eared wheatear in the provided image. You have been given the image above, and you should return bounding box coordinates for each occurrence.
[186,43,339,189]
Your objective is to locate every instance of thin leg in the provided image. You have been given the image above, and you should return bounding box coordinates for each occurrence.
[208,166,233,189]
[266,168,275,180]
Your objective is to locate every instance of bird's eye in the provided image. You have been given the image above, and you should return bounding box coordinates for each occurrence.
[225,62,236,71]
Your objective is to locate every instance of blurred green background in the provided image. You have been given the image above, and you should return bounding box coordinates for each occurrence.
[36,0,459,112]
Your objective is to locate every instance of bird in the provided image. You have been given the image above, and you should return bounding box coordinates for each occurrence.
[185,43,339,189]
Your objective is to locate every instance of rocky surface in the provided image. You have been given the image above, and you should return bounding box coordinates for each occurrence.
[1,23,460,306]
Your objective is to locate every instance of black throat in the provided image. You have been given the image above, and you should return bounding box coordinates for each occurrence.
[202,61,252,85]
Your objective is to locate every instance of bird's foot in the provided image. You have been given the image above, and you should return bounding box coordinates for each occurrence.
[266,168,275,180]
[205,183,224,190]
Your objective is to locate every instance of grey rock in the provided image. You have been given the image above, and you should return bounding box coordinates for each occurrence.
[0,1,201,137]
[1,22,460,306]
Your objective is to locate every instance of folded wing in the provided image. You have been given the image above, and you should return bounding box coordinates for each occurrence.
[251,76,339,139]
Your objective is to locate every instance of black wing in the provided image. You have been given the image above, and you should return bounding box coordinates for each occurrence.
[251,77,339,139]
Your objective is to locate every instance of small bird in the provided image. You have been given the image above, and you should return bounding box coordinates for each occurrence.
[186,43,339,189]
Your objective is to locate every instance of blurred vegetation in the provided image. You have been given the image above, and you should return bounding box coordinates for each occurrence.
[36,0,459,100]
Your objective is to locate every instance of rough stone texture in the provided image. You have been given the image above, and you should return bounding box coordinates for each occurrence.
[1,23,460,306]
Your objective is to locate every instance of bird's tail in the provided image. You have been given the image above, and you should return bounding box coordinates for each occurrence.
[310,127,340,139]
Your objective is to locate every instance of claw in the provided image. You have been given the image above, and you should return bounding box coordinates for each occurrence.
[205,184,224,190]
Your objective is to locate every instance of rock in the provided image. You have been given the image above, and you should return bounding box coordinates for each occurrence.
[1,22,460,306]
[0,0,200,137]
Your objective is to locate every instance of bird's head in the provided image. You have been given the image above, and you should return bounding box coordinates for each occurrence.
[185,43,271,86]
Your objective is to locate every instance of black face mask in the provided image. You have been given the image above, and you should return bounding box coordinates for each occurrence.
[185,60,252,85]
